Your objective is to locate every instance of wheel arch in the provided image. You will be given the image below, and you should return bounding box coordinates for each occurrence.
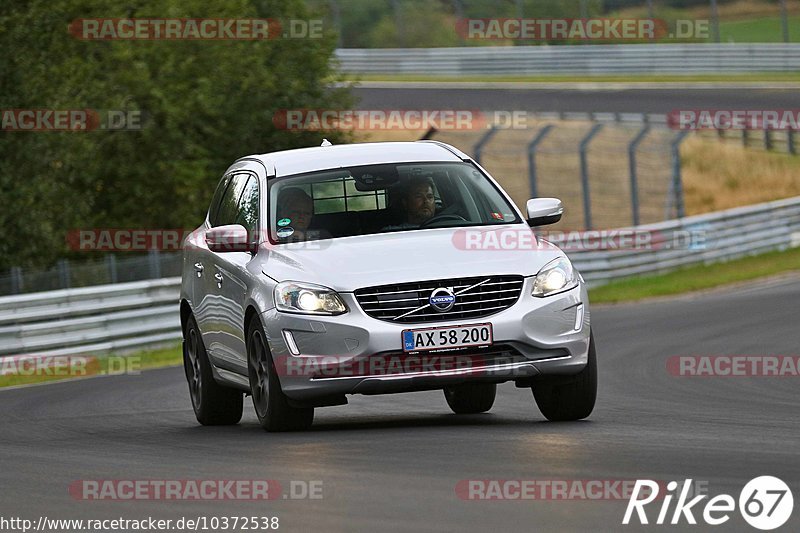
[180,299,193,334]
[244,304,261,341]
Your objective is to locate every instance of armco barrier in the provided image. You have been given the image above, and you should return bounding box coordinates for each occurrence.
[564,195,800,285]
[0,278,181,358]
[335,44,800,75]
[0,196,798,360]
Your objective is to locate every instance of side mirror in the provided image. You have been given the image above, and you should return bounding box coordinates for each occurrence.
[526,198,563,227]
[206,224,254,253]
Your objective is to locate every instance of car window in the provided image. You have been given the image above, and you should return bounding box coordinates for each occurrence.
[213,174,249,227]
[269,162,519,242]
[234,175,259,234]
[207,175,230,226]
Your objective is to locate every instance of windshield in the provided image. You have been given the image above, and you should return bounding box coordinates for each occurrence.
[268,161,520,242]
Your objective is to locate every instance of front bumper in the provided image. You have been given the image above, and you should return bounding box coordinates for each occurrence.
[262,277,591,402]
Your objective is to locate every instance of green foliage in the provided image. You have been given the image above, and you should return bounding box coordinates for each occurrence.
[720,16,800,43]
[0,0,352,270]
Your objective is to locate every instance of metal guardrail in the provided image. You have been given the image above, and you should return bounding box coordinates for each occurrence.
[0,278,181,358]
[335,44,800,75]
[0,195,798,360]
[564,196,800,285]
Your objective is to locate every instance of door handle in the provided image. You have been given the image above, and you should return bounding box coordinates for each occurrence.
[194,262,204,277]
[214,273,223,287]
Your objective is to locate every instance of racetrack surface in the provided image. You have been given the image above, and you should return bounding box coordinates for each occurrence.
[1,276,798,532]
[353,86,800,114]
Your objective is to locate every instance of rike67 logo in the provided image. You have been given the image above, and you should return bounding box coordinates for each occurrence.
[624,477,793,530]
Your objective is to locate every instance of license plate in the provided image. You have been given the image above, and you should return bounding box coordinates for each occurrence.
[402,323,493,353]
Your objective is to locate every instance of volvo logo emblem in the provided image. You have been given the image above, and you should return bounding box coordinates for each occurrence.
[429,287,456,312]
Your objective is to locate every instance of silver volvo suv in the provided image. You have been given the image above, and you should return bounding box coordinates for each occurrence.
[180,141,596,431]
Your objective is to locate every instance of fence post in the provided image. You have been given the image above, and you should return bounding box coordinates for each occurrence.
[473,126,499,166]
[579,123,604,230]
[10,267,23,295]
[788,128,796,155]
[527,125,555,199]
[148,249,162,279]
[780,0,790,43]
[329,0,343,48]
[764,128,773,151]
[57,259,71,289]
[742,128,749,147]
[628,124,651,227]
[710,0,721,43]
[420,127,437,140]
[389,0,404,47]
[669,130,691,219]
[106,254,118,284]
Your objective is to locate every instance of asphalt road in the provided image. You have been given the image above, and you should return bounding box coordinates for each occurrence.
[1,275,798,532]
[353,86,800,114]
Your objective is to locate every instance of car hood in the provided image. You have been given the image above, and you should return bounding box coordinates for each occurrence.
[260,226,565,292]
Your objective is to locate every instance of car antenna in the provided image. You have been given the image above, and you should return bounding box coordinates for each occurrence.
[321,139,332,147]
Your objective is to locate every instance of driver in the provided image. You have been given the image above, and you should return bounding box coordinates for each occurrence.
[403,176,436,225]
[381,176,437,231]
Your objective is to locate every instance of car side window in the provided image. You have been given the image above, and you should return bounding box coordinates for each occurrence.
[213,174,248,227]
[207,175,230,226]
[234,175,259,234]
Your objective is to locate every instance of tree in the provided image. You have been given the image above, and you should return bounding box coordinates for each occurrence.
[0,0,352,270]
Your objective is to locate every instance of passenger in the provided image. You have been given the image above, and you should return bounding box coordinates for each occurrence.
[277,187,313,240]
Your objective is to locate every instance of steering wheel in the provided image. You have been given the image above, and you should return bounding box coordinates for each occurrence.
[419,214,467,228]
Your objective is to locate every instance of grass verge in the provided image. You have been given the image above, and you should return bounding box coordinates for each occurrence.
[0,344,183,389]
[588,246,800,304]
[720,16,800,42]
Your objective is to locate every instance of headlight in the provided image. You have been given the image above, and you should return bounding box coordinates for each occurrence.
[532,257,578,297]
[274,281,347,315]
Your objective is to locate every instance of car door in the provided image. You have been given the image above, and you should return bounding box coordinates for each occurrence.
[206,172,260,375]
[192,173,231,356]
[194,172,248,368]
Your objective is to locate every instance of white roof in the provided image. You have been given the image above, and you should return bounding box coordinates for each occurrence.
[238,141,470,177]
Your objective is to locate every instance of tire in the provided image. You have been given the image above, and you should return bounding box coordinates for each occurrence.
[532,332,597,421]
[443,383,496,414]
[183,315,243,425]
[247,318,314,432]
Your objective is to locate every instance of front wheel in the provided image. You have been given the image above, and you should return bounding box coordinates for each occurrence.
[247,319,314,432]
[444,383,496,414]
[183,315,243,425]
[532,332,597,421]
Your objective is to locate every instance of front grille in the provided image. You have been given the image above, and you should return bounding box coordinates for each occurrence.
[354,275,524,323]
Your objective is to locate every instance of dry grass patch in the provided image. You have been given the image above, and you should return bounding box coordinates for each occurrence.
[682,136,800,215]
